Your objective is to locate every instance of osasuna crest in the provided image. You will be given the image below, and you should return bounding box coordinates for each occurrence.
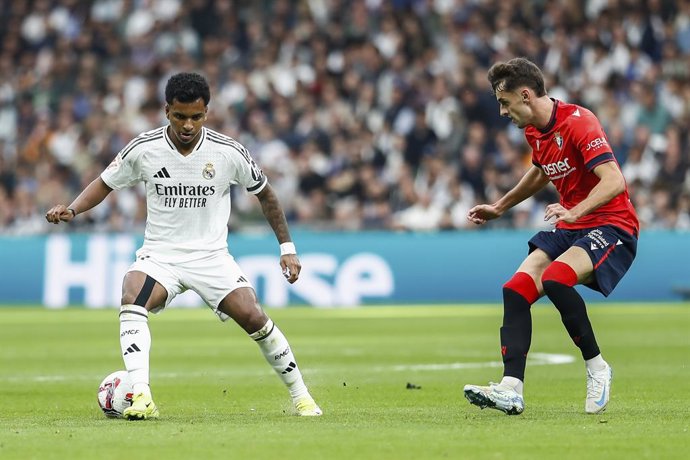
[554,132,563,149]
[202,163,215,179]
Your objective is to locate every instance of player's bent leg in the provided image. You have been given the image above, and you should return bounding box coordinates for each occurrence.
[249,318,322,416]
[542,260,602,359]
[120,271,168,420]
[219,289,322,416]
[119,303,157,420]
[119,303,160,420]
[497,250,550,392]
[463,382,524,415]
[542,251,612,414]
[119,304,152,391]
[463,253,548,415]
[500,272,540,386]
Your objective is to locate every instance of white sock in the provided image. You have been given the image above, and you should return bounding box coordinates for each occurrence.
[119,304,152,397]
[501,376,524,395]
[585,354,607,371]
[250,319,310,401]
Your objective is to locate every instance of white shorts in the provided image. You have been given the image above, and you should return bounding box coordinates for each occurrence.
[127,250,253,321]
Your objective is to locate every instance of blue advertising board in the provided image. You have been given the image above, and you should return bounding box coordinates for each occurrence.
[0,230,687,307]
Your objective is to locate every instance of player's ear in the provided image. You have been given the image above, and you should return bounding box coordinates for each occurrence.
[521,89,530,103]
[164,104,170,118]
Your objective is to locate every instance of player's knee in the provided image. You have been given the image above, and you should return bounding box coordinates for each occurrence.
[541,261,578,292]
[120,292,155,309]
[121,292,140,306]
[121,274,165,308]
[235,307,268,333]
[503,272,539,304]
[220,298,267,332]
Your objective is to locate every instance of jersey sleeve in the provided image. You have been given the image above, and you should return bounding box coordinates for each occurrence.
[230,144,268,194]
[100,141,144,190]
[572,115,615,171]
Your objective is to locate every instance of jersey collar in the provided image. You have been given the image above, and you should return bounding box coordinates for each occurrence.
[537,98,559,134]
[164,126,207,155]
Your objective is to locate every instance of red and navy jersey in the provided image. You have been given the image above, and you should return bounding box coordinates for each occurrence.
[525,99,639,236]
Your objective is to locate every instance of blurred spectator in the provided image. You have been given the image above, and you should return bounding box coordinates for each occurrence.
[0,0,688,235]
[392,190,444,232]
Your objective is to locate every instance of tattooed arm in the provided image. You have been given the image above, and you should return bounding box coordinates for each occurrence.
[256,184,301,283]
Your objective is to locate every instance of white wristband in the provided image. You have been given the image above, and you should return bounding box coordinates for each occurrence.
[280,242,296,255]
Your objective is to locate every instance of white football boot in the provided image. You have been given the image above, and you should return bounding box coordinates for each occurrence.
[585,363,612,414]
[464,382,524,415]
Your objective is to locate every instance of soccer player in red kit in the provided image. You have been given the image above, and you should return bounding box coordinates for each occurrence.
[463,58,638,415]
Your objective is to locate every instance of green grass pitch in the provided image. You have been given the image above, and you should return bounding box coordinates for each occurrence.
[0,304,688,460]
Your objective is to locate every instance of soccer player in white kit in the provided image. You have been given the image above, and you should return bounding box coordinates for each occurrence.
[45,72,322,419]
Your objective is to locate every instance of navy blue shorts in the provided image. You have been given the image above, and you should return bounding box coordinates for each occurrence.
[528,225,638,297]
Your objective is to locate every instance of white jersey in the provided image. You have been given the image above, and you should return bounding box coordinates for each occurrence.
[101,126,267,262]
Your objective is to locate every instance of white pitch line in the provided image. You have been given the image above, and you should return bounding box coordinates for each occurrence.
[384,352,575,372]
[0,353,575,383]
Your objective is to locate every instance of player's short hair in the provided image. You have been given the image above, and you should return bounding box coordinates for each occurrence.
[165,72,211,105]
[487,58,546,97]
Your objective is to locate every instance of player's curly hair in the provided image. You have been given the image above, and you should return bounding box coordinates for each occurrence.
[165,72,211,105]
[487,57,546,97]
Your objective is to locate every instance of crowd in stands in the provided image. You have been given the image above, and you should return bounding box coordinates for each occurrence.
[0,0,688,235]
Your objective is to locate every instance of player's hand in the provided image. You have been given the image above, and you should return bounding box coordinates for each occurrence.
[544,203,578,224]
[467,204,501,225]
[45,205,75,224]
[280,254,301,284]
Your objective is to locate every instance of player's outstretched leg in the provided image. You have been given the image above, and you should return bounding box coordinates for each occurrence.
[250,318,322,416]
[119,304,159,420]
[463,382,524,415]
[464,273,536,416]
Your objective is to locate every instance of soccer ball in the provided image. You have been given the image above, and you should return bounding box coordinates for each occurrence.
[97,370,133,418]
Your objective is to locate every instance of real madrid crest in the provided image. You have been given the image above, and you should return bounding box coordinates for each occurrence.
[554,131,563,149]
[202,163,216,180]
